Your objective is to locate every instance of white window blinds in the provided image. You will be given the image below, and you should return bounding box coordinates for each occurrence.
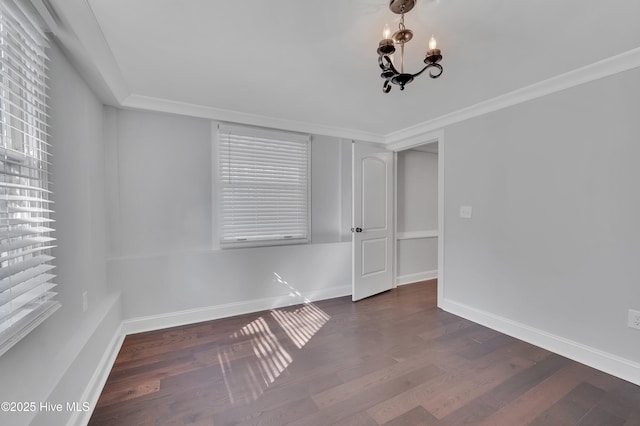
[0,1,58,357]
[217,124,310,246]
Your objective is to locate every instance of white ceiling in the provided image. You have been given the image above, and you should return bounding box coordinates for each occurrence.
[48,0,640,140]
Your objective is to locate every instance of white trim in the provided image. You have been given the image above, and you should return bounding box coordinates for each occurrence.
[396,270,438,286]
[388,129,444,152]
[393,151,398,289]
[69,323,125,426]
[118,46,640,146]
[440,298,640,387]
[437,135,445,306]
[211,121,220,250]
[396,230,438,240]
[69,284,349,425]
[386,47,640,145]
[389,129,446,307]
[34,292,124,426]
[121,285,351,336]
[123,94,385,144]
[43,0,129,105]
[337,138,344,242]
[123,46,640,146]
[70,284,640,426]
[215,123,311,248]
[43,0,640,144]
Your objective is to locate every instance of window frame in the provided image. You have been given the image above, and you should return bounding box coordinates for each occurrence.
[0,0,58,357]
[214,123,311,249]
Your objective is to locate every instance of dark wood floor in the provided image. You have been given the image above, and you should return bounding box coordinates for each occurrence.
[89,281,640,425]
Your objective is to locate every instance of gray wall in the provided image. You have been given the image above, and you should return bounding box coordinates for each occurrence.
[0,44,121,426]
[312,135,345,243]
[396,150,438,282]
[106,109,352,321]
[442,66,640,366]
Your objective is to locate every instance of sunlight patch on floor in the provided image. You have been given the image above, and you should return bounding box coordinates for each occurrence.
[217,273,332,404]
[218,317,292,404]
[271,303,330,349]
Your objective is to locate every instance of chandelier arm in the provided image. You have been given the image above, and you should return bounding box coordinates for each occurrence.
[427,63,443,78]
[410,62,443,80]
[381,55,399,75]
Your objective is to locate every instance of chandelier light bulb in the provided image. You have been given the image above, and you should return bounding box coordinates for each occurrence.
[383,24,391,40]
[429,35,437,51]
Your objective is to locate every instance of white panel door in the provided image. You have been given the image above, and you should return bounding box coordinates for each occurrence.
[352,142,394,301]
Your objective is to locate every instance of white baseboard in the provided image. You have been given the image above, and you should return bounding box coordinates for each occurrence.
[43,292,124,426]
[396,270,438,286]
[440,298,640,386]
[122,284,351,336]
[70,323,125,426]
[72,284,350,425]
[73,287,640,426]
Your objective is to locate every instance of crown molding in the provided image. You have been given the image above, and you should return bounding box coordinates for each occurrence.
[42,0,640,145]
[122,93,386,143]
[44,0,129,105]
[117,46,640,145]
[385,46,640,146]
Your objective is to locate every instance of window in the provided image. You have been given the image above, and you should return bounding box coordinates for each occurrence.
[0,1,58,356]
[217,123,310,247]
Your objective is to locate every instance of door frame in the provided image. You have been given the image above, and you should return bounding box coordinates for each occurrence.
[388,130,445,307]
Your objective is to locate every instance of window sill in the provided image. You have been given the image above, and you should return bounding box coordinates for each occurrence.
[219,238,310,250]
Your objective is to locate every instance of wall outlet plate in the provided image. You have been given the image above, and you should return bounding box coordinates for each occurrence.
[460,205,473,219]
[628,309,640,330]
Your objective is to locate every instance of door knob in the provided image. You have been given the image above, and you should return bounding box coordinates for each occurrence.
[351,227,363,233]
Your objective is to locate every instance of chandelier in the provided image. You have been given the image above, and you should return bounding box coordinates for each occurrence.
[377,0,443,93]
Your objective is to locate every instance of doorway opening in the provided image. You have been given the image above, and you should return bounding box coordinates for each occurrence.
[393,133,444,306]
[350,133,445,306]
